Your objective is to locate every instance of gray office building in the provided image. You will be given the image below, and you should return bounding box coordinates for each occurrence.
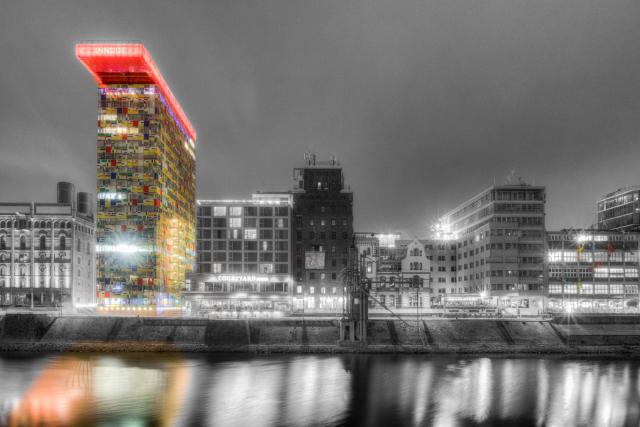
[437,183,547,315]
[184,193,292,317]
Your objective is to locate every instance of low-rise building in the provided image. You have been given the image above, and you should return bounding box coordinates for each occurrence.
[355,233,432,314]
[547,229,640,313]
[0,182,95,310]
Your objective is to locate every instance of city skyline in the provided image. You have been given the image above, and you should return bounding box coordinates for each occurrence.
[2,0,640,235]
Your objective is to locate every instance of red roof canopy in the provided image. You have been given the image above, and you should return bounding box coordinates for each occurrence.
[76,43,197,141]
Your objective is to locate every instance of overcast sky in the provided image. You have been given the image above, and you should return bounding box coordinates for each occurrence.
[1,0,640,236]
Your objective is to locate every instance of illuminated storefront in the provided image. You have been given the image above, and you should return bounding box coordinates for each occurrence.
[76,43,196,309]
[185,195,292,317]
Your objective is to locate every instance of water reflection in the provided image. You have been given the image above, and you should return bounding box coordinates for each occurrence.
[1,353,640,426]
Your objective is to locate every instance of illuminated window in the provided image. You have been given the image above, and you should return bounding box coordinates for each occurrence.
[320,273,325,280]
[297,285,302,293]
[310,286,315,294]
[230,218,242,228]
[547,251,562,263]
[244,229,257,239]
[230,207,242,216]
[332,287,337,294]
[321,287,326,294]
[213,207,227,217]
[260,263,274,273]
[594,284,607,294]
[548,284,562,294]
[213,263,222,273]
[611,284,624,294]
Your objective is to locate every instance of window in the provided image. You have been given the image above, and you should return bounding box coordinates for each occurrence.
[213,206,227,216]
[213,263,222,273]
[321,287,326,294]
[259,218,273,228]
[20,235,26,250]
[297,285,302,294]
[310,286,315,294]
[59,235,66,250]
[229,218,242,228]
[230,207,242,216]
[213,218,227,228]
[39,235,46,250]
[260,263,274,273]
[244,229,257,239]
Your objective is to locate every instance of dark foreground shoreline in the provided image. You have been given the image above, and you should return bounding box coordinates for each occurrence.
[3,341,640,359]
[2,313,640,356]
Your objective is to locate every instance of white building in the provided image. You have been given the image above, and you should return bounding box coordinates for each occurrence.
[0,182,95,310]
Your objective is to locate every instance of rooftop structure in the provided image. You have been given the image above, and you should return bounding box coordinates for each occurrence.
[76,42,196,141]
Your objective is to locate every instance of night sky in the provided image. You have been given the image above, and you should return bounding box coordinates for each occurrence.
[1,0,640,236]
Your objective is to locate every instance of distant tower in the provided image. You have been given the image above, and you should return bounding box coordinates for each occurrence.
[77,42,197,307]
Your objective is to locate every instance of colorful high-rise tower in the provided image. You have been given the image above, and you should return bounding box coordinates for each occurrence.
[76,43,196,310]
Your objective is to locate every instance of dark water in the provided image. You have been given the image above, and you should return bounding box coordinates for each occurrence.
[1,353,639,427]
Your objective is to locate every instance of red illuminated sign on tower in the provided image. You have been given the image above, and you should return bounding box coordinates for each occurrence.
[75,43,196,141]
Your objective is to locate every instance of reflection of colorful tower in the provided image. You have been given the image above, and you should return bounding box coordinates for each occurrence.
[7,353,190,426]
[76,43,196,307]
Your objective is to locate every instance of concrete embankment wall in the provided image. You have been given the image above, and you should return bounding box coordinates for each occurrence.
[1,314,640,354]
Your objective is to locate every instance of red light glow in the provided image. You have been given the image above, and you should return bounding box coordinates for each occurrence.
[76,43,197,141]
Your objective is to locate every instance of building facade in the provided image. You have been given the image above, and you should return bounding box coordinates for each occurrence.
[438,184,547,315]
[355,234,432,314]
[77,43,196,310]
[597,186,640,232]
[547,229,640,313]
[0,182,95,310]
[184,194,292,317]
[291,154,354,313]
